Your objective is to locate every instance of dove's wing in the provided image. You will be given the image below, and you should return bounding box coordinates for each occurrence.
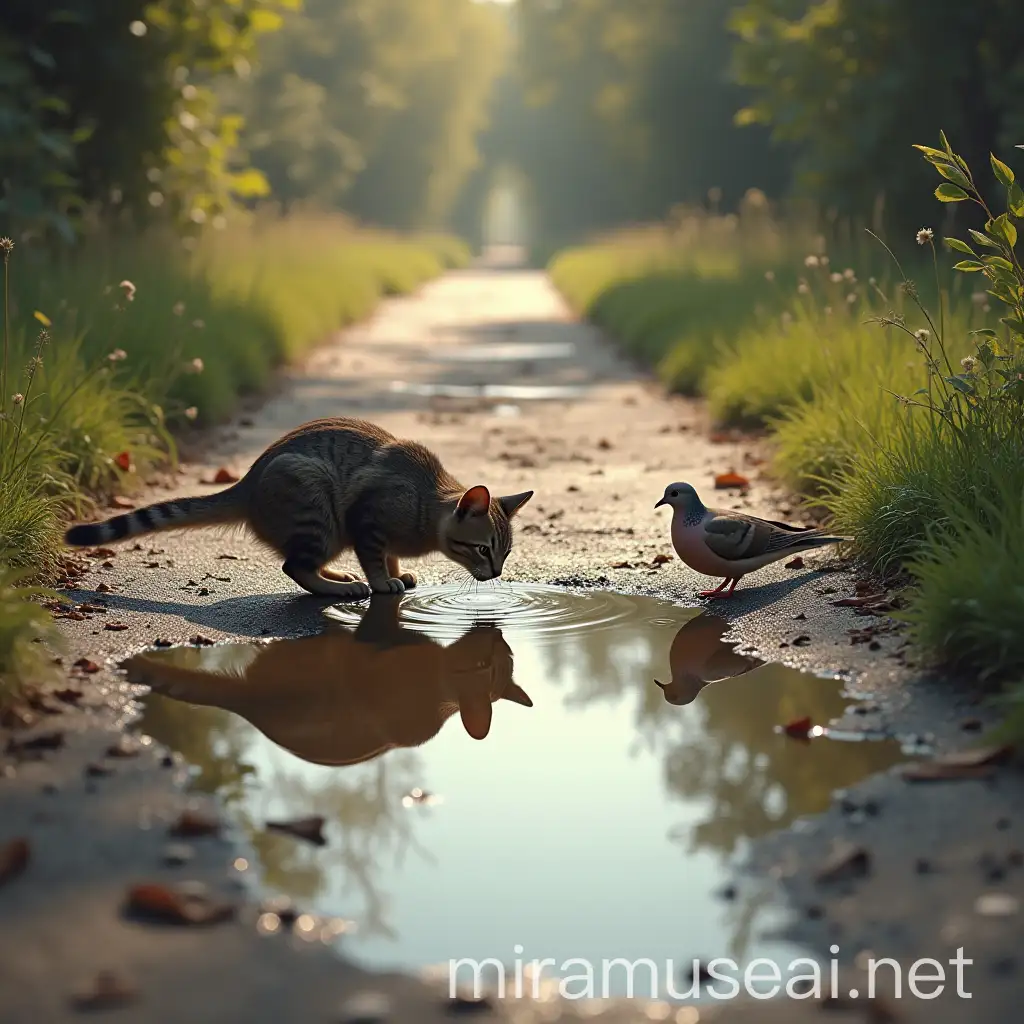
[701,509,822,562]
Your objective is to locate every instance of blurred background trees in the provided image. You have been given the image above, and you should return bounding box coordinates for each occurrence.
[2,0,1024,251]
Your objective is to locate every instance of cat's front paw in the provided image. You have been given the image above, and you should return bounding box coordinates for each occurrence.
[333,581,371,601]
[373,577,406,595]
[398,571,417,589]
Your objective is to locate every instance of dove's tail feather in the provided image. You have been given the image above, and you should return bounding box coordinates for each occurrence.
[793,532,853,549]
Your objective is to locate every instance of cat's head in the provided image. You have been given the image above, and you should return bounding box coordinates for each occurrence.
[441,485,533,581]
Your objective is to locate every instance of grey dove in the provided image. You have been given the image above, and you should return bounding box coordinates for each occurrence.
[655,482,851,599]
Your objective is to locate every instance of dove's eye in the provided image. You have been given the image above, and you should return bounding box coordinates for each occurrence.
[671,490,679,498]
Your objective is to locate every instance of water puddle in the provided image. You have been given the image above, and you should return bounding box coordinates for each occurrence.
[434,342,576,362]
[129,587,907,999]
[389,381,588,400]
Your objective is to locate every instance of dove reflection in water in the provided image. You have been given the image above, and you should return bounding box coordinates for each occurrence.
[654,613,762,706]
[123,595,533,768]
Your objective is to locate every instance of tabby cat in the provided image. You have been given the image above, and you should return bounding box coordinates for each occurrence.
[65,417,534,599]
[126,595,533,764]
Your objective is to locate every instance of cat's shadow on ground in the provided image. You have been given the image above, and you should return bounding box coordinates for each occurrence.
[69,569,829,643]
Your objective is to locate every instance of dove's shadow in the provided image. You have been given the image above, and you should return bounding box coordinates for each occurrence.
[687,570,842,618]
[66,587,339,640]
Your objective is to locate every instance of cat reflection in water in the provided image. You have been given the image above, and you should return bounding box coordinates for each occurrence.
[654,613,761,706]
[123,596,532,767]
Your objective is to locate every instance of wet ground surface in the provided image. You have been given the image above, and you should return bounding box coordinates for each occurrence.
[2,261,1024,1023]
[126,589,909,996]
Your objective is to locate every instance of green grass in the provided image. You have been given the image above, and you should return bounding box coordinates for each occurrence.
[547,161,1024,690]
[0,566,63,702]
[0,216,464,699]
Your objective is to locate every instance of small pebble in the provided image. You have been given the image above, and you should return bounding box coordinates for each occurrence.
[975,893,1019,917]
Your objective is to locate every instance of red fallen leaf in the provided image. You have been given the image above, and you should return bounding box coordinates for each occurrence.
[114,451,132,472]
[169,810,220,838]
[57,610,87,621]
[104,622,130,632]
[782,716,813,740]
[714,471,750,490]
[784,556,805,570]
[73,657,101,673]
[266,815,326,846]
[109,496,134,510]
[70,969,138,1011]
[0,838,30,888]
[124,882,235,926]
[651,553,672,565]
[212,467,239,484]
[96,583,112,593]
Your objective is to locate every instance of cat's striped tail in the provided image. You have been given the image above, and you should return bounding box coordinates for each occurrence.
[64,486,245,547]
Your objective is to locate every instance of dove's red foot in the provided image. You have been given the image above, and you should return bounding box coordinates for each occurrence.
[699,578,740,600]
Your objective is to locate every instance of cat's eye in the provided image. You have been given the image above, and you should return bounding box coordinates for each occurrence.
[477,545,490,557]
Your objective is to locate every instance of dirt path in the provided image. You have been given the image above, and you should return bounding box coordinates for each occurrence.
[2,263,1022,1023]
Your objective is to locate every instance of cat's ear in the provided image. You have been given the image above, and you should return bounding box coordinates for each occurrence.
[456,485,491,519]
[459,693,493,740]
[498,490,534,519]
[500,681,533,707]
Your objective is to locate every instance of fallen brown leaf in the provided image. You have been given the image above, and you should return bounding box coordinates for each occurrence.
[792,634,812,647]
[832,594,887,608]
[651,553,672,565]
[714,471,750,490]
[784,556,805,570]
[0,838,30,888]
[53,688,83,704]
[125,882,234,926]
[611,561,634,569]
[109,496,134,510]
[70,969,138,1012]
[95,583,112,594]
[597,438,612,450]
[104,622,129,632]
[169,810,221,838]
[73,657,101,673]
[901,745,1012,782]
[212,467,239,484]
[816,841,871,883]
[87,548,117,559]
[266,815,326,846]
[7,731,64,754]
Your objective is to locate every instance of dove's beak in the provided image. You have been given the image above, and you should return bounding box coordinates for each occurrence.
[654,497,667,509]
